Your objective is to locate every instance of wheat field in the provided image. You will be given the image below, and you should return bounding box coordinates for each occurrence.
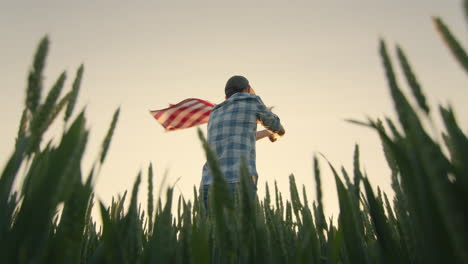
[0,3,467,264]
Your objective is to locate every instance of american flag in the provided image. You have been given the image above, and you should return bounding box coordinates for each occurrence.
[150,98,214,131]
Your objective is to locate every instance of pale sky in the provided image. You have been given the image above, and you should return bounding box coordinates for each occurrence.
[1,0,466,217]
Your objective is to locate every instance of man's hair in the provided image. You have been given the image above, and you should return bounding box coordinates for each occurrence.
[225,75,251,98]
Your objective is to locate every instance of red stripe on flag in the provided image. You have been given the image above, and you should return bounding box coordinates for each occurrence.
[161,100,202,128]
[185,108,211,128]
[169,103,212,129]
[150,98,214,131]
[152,99,199,125]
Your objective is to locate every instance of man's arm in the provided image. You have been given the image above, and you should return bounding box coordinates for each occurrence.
[256,129,280,142]
[256,130,271,141]
[255,97,285,138]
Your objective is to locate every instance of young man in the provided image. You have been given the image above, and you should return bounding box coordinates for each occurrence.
[201,75,285,210]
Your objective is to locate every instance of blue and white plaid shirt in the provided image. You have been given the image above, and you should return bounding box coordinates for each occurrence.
[201,92,283,185]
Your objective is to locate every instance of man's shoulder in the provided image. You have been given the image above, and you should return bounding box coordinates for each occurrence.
[228,93,263,105]
[231,93,260,100]
[212,93,263,113]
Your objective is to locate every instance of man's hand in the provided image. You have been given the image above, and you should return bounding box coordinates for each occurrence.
[268,133,277,142]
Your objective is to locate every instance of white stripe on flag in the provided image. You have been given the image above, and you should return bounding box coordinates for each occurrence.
[156,99,199,124]
[169,101,207,127]
[178,106,212,129]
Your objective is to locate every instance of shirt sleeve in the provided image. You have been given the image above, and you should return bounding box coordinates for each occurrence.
[255,96,284,135]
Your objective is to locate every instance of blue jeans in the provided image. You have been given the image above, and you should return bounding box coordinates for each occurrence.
[202,182,257,213]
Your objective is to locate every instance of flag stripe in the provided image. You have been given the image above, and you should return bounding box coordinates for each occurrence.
[169,104,211,129]
[150,98,215,131]
[171,106,211,130]
[162,100,203,127]
[185,108,211,128]
[151,99,200,120]
[158,100,200,124]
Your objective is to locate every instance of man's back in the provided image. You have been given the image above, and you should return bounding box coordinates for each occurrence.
[201,92,283,185]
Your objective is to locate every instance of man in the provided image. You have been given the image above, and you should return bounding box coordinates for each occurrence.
[201,75,285,210]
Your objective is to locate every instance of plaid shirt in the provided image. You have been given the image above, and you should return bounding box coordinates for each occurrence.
[201,93,283,185]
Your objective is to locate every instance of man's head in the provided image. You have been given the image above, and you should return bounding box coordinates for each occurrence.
[225,75,252,98]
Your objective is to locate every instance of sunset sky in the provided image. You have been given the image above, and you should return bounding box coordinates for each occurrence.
[1,0,466,217]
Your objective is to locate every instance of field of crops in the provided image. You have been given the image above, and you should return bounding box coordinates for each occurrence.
[1,4,467,264]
